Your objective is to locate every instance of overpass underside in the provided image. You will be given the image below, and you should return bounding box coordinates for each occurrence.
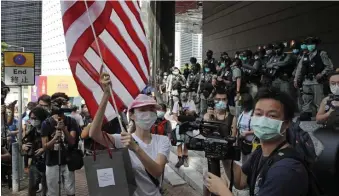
[202,1,339,66]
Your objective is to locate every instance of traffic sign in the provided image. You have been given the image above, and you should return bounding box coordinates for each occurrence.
[3,51,35,86]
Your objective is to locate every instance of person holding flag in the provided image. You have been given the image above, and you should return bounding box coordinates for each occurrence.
[89,73,171,196]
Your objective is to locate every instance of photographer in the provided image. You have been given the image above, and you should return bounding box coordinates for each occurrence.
[316,71,339,124]
[22,107,49,195]
[172,87,197,168]
[89,73,171,196]
[205,87,308,196]
[37,94,52,113]
[41,92,79,196]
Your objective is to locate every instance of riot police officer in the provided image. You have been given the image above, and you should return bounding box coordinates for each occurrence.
[183,63,190,80]
[199,61,214,116]
[205,50,217,74]
[265,42,295,95]
[240,50,258,98]
[159,72,168,105]
[294,37,333,119]
[166,67,186,111]
[186,62,201,109]
[260,44,276,87]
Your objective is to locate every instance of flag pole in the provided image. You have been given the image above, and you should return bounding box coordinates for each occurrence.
[84,0,126,132]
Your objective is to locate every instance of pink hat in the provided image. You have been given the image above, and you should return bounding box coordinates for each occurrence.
[128,94,161,111]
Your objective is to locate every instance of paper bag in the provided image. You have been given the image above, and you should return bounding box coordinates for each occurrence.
[84,148,136,196]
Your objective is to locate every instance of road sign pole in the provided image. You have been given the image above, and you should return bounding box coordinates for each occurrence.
[12,142,20,192]
[18,85,24,180]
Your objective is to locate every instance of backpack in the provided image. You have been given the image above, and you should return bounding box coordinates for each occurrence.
[151,119,168,136]
[249,145,325,196]
[286,118,317,164]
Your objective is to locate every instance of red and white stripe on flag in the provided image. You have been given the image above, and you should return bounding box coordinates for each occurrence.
[61,0,150,121]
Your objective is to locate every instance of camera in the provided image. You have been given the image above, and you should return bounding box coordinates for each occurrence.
[51,98,72,116]
[172,117,240,161]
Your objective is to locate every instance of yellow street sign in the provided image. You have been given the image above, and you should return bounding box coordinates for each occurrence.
[4,52,35,68]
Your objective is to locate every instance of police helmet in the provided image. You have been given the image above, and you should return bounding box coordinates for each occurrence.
[274,42,286,50]
[190,57,197,64]
[305,36,321,45]
[242,49,253,57]
[266,44,274,50]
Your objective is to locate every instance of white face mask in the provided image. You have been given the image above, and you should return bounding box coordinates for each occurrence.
[330,84,339,95]
[134,110,157,131]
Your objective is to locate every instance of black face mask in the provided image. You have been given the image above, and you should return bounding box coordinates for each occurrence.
[207,53,212,58]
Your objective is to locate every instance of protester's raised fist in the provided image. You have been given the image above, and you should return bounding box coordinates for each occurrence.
[100,72,111,93]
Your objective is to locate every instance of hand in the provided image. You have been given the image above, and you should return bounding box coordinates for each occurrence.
[53,130,62,140]
[316,73,322,80]
[205,172,229,195]
[8,100,17,109]
[331,100,339,107]
[35,148,44,156]
[120,131,138,151]
[55,120,65,131]
[294,81,298,89]
[100,72,111,94]
[22,143,32,151]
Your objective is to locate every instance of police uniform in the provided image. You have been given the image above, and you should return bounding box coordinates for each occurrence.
[294,49,333,115]
[242,58,260,99]
[266,53,295,94]
[166,73,186,110]
[199,72,213,116]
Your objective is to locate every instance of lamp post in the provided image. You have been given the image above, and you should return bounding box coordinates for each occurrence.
[7,44,25,192]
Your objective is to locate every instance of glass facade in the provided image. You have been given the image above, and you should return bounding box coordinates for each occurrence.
[1,1,42,76]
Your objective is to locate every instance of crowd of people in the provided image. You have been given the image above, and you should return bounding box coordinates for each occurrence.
[1,35,337,196]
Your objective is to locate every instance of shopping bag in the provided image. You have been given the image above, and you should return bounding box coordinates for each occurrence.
[83,134,136,196]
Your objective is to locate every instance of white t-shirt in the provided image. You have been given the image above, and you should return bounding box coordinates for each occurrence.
[113,133,171,196]
[172,100,196,114]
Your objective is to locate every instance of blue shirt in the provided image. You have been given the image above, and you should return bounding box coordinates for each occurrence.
[8,119,18,142]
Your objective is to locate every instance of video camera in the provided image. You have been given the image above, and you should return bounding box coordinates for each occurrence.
[172,116,240,181]
[50,97,72,116]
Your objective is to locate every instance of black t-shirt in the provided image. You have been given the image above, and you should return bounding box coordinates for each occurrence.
[41,116,79,166]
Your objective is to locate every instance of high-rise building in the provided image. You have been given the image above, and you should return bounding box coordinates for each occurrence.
[175,23,202,68]
[41,0,71,76]
[1,1,42,76]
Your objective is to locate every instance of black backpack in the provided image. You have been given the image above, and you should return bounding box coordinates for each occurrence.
[249,146,325,196]
[286,119,317,164]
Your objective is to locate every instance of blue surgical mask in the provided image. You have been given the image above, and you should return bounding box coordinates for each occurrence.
[300,44,307,50]
[214,101,227,110]
[204,67,210,72]
[307,44,316,52]
[220,63,225,68]
[242,56,247,61]
[251,116,284,141]
[157,111,165,118]
[292,49,299,54]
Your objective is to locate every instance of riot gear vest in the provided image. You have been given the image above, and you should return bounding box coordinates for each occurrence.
[301,50,325,80]
[172,75,185,91]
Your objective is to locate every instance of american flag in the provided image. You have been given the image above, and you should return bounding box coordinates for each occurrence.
[61,0,150,121]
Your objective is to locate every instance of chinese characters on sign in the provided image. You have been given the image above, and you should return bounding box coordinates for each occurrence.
[3,52,35,86]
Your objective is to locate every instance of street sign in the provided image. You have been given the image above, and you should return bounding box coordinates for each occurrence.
[3,51,35,86]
